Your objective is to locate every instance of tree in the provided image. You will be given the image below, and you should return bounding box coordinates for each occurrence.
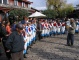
[47,0,66,11]
[58,4,74,18]
[9,9,29,21]
[47,0,74,18]
[42,9,57,18]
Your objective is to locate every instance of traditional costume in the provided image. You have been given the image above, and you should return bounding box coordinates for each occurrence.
[61,22,65,34]
[53,21,57,35]
[57,22,61,34]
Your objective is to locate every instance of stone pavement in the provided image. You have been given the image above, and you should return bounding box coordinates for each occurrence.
[0,34,79,60]
[26,34,79,60]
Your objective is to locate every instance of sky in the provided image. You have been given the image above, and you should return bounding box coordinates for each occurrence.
[29,0,79,10]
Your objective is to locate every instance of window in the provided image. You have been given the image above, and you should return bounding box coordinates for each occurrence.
[28,4,30,8]
[14,0,18,6]
[22,2,25,7]
[0,0,2,3]
[7,0,9,4]
[3,0,7,4]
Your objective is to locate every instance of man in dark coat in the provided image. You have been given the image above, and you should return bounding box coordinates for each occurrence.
[36,20,42,40]
[5,24,24,60]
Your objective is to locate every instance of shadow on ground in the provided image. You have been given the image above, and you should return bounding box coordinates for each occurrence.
[40,40,65,46]
[30,47,74,60]
[55,47,79,54]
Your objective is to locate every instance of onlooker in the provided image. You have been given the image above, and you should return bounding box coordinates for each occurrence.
[5,23,24,60]
[5,21,12,35]
[1,21,11,60]
[12,21,17,31]
[0,15,2,41]
[21,16,29,24]
[36,20,42,40]
[67,18,76,46]
[21,16,26,24]
[29,18,33,22]
[65,18,70,35]
[0,15,3,56]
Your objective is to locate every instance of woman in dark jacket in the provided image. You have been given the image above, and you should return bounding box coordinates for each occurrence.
[1,21,11,60]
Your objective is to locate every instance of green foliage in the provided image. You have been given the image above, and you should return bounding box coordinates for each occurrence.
[47,0,66,10]
[46,0,74,18]
[42,9,57,18]
[9,9,29,21]
[58,4,74,18]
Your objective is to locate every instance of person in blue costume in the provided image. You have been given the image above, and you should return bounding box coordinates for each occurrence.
[31,20,36,44]
[75,20,79,33]
[22,23,27,58]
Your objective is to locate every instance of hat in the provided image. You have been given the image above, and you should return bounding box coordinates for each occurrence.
[68,19,70,21]
[70,18,74,20]
[16,24,23,30]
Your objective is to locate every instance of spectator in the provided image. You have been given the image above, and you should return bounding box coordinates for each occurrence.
[36,20,42,40]
[0,15,2,41]
[0,15,3,56]
[5,24,24,60]
[12,21,17,31]
[66,18,76,46]
[21,16,29,24]
[29,18,33,22]
[1,21,11,60]
[5,21,12,35]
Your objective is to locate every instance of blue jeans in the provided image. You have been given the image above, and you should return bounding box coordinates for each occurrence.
[67,33,74,45]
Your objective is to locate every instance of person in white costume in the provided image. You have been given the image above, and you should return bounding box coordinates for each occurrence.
[61,22,65,34]
[53,21,57,36]
[65,18,70,35]
[43,21,47,37]
[27,22,32,46]
[30,21,36,44]
[48,21,51,36]
[22,28,27,58]
[57,21,61,35]
[44,20,49,37]
[40,19,45,38]
[75,20,79,33]
[25,23,30,47]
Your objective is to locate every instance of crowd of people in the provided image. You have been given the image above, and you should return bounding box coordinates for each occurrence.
[0,15,79,60]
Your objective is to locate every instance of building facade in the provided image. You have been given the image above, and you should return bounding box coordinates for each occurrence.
[0,0,32,20]
[0,0,32,12]
[67,4,79,18]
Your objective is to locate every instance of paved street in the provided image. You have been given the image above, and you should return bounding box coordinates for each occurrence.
[26,34,79,60]
[0,34,79,60]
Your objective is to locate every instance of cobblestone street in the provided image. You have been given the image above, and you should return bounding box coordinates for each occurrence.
[26,34,79,60]
[0,34,79,60]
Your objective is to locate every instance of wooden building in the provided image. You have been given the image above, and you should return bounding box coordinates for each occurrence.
[67,4,79,18]
[0,0,32,20]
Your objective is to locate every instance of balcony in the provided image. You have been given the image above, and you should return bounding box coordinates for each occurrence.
[0,3,31,10]
[74,7,79,10]
[0,4,10,8]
